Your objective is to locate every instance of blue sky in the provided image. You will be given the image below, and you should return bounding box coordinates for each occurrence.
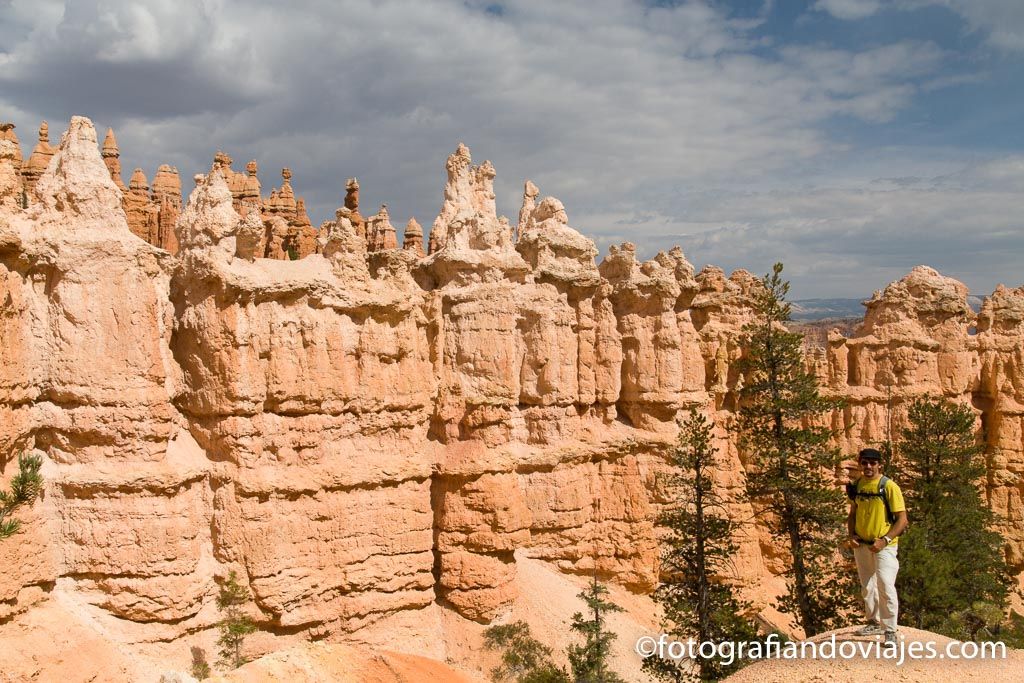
[1,0,1021,298]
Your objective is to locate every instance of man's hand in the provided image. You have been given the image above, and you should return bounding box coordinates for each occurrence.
[870,538,887,553]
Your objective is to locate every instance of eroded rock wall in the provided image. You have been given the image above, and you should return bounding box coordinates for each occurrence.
[0,118,1021,652]
[816,268,1023,570]
[0,118,194,623]
[171,171,437,631]
[977,285,1024,567]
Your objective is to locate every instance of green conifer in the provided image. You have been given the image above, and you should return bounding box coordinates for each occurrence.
[735,263,856,636]
[893,397,1012,637]
[567,575,625,683]
[0,452,44,540]
[646,409,761,681]
[216,570,257,669]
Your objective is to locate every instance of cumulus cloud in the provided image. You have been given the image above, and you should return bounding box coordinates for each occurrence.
[0,0,1019,298]
[0,0,268,119]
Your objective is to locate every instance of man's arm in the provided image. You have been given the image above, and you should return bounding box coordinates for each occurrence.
[872,511,908,552]
[847,502,858,541]
[886,511,908,540]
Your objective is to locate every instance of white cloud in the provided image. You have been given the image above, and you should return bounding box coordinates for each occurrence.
[0,0,1017,298]
[607,155,1024,297]
[916,0,1024,52]
[938,157,1024,192]
[813,0,882,21]
[818,0,1024,53]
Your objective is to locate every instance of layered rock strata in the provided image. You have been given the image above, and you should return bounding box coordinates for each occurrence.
[0,118,1021,661]
[1,118,184,625]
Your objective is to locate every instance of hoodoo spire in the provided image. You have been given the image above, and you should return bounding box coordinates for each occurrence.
[102,128,127,192]
[22,120,56,192]
[403,217,425,257]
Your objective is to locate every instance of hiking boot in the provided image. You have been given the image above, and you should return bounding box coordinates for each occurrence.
[884,630,898,645]
[854,623,884,636]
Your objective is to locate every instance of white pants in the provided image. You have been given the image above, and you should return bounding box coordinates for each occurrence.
[853,543,899,631]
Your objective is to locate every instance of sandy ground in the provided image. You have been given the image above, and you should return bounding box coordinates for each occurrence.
[0,595,138,683]
[206,643,474,683]
[0,553,661,682]
[2,561,1021,682]
[440,550,663,681]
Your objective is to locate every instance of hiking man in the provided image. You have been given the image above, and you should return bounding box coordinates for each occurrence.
[847,447,908,643]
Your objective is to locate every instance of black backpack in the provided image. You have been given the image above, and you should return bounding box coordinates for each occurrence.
[846,475,896,525]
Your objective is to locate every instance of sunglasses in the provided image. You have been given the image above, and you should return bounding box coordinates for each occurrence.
[859,460,880,466]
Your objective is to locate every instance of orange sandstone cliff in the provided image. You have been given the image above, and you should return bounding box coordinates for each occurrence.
[0,117,1021,677]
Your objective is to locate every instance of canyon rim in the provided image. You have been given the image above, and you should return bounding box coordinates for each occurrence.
[0,115,1021,680]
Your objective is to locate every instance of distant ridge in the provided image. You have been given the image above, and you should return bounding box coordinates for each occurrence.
[791,299,866,321]
[793,296,985,321]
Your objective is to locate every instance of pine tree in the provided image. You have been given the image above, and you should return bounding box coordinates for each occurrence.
[482,621,570,683]
[735,263,856,636]
[0,452,44,539]
[893,397,1012,637]
[216,570,257,669]
[645,410,761,681]
[482,578,628,683]
[567,574,625,683]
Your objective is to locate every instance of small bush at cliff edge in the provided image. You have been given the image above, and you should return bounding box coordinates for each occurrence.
[483,621,569,682]
[190,645,211,680]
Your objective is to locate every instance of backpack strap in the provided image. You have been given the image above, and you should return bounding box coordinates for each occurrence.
[847,475,897,526]
[878,476,895,525]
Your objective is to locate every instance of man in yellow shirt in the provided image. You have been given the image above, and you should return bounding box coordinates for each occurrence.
[846,448,908,643]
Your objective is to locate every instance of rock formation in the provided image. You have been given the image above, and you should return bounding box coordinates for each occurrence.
[95,136,332,260]
[260,167,318,260]
[0,122,22,168]
[344,177,365,238]
[152,164,183,253]
[977,284,1024,567]
[99,127,183,254]
[82,127,383,262]
[1,118,180,630]
[516,179,539,240]
[403,217,425,257]
[0,118,1021,678]
[20,121,55,194]
[0,123,25,207]
[123,168,159,243]
[365,204,399,252]
[101,128,127,193]
[238,159,261,216]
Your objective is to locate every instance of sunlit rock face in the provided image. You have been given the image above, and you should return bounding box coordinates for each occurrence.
[0,118,1020,652]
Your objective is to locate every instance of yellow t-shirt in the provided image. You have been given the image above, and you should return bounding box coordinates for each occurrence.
[853,476,905,545]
